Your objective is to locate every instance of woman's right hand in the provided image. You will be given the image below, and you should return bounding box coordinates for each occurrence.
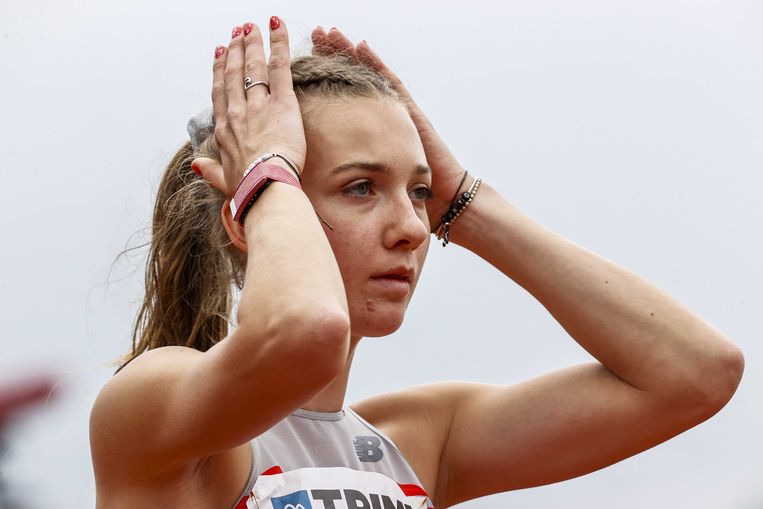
[197,17,306,197]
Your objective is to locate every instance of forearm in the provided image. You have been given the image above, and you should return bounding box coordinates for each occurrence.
[237,178,349,335]
[451,179,743,397]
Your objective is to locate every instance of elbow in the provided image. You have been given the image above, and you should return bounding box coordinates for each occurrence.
[672,339,745,416]
[702,342,745,410]
[272,306,352,382]
[307,309,353,378]
[231,306,351,408]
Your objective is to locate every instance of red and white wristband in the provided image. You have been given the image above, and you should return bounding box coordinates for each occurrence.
[230,155,302,224]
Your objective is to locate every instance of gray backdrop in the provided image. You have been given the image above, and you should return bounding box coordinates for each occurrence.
[1,0,761,507]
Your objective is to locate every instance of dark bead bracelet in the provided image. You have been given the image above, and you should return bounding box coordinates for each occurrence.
[434,177,482,247]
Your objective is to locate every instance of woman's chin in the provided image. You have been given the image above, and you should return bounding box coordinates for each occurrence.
[346,288,417,338]
[349,307,406,338]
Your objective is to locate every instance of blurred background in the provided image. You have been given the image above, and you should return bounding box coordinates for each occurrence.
[1,0,761,507]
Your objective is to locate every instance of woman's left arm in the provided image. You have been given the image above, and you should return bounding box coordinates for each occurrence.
[454,178,744,398]
[432,179,744,505]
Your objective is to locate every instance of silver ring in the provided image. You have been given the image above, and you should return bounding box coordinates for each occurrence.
[243,77,270,93]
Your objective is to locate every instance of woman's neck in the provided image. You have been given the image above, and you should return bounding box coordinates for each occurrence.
[299,335,361,413]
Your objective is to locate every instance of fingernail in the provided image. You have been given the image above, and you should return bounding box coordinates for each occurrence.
[191,163,202,176]
[270,16,280,31]
[243,23,253,36]
[231,26,243,38]
[330,27,336,32]
[215,45,225,59]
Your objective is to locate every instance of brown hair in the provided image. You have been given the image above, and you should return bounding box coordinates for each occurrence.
[117,54,398,371]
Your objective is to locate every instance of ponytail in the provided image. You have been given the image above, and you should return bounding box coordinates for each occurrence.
[117,140,244,372]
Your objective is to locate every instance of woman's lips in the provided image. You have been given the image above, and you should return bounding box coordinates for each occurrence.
[369,276,411,296]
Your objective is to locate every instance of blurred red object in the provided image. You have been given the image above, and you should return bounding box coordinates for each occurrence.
[0,376,55,428]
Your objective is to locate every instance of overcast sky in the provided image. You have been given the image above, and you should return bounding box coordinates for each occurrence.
[1,0,761,507]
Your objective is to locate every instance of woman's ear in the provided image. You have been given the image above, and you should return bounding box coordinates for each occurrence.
[220,201,248,253]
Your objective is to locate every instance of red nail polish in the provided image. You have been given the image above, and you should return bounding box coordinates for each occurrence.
[231,26,243,38]
[270,16,280,31]
[191,163,201,176]
[243,23,253,36]
[214,45,225,59]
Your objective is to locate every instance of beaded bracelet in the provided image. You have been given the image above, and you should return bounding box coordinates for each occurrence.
[430,171,468,235]
[434,177,482,247]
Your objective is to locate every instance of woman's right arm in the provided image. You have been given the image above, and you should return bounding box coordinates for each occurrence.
[90,18,349,481]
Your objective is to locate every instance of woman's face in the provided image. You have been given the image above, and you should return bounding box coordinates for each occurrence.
[300,96,431,338]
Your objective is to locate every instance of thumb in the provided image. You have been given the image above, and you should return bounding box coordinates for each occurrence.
[192,157,229,196]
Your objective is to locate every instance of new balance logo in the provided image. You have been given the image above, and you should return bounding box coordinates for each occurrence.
[353,436,383,462]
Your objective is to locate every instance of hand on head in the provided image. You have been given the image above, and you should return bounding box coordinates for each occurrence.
[193,17,306,199]
[310,27,408,103]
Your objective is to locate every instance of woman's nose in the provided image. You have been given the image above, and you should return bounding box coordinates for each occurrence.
[382,194,430,250]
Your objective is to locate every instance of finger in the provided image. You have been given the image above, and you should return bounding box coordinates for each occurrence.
[267,16,294,99]
[192,157,229,195]
[357,40,414,103]
[355,40,390,76]
[211,44,228,129]
[311,26,332,56]
[224,25,247,125]
[242,22,270,104]
[325,27,356,57]
[312,26,354,57]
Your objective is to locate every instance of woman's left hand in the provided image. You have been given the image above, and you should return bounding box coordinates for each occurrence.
[312,27,471,231]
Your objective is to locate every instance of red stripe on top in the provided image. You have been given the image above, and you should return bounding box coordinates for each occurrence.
[260,465,284,476]
[233,466,284,508]
[398,483,430,499]
[249,466,433,506]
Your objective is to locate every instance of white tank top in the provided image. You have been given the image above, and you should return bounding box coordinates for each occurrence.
[231,405,435,509]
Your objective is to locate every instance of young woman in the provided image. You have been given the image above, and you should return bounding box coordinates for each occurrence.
[90,17,744,509]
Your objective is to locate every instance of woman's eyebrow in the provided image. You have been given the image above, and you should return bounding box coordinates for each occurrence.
[329,162,431,176]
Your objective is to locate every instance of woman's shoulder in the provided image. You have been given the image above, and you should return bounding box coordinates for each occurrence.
[350,381,481,426]
[90,345,257,507]
[349,382,478,503]
[116,345,203,375]
[93,347,201,417]
[90,347,204,475]
[349,381,493,469]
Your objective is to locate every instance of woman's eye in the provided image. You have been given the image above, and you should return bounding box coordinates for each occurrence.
[412,186,435,201]
[344,181,373,197]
